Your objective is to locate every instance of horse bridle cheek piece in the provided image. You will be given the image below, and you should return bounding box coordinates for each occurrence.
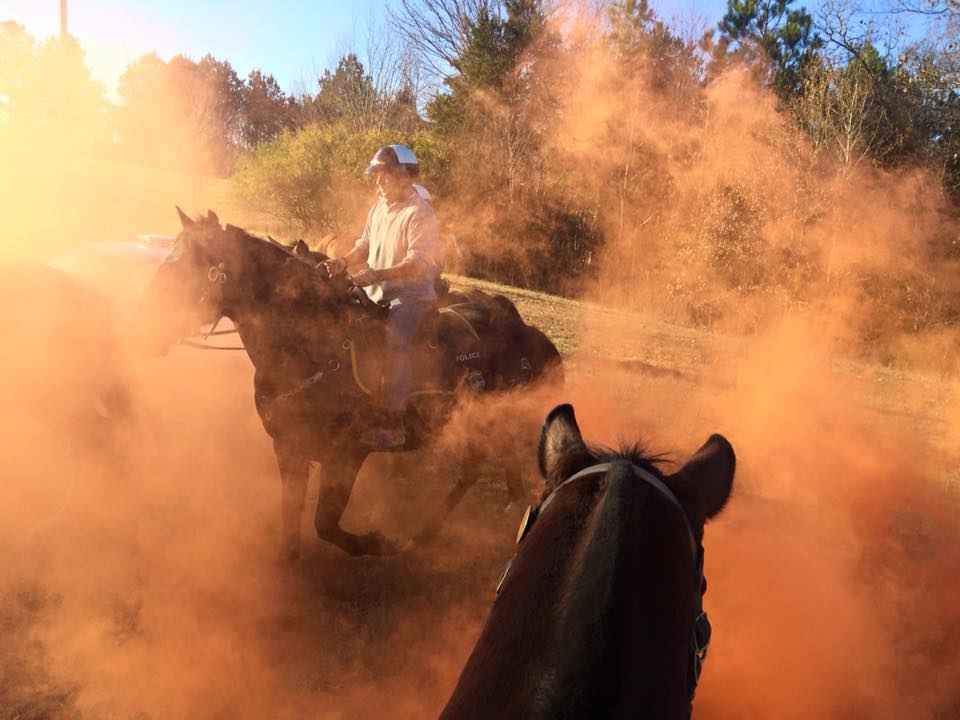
[195,262,227,322]
[207,263,228,285]
[500,462,712,713]
[179,262,246,351]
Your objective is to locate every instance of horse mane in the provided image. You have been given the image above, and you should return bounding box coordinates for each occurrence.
[223,224,330,269]
[226,223,292,253]
[217,223,359,322]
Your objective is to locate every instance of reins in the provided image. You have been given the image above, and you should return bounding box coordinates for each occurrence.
[180,334,244,351]
[260,334,456,421]
[174,254,464,416]
[180,320,244,351]
[180,340,244,351]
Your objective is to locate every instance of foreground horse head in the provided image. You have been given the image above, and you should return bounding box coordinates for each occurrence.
[441,403,735,719]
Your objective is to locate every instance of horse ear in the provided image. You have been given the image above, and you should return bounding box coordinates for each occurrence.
[292,239,309,257]
[176,206,193,228]
[671,434,735,522]
[207,210,220,227]
[538,404,592,483]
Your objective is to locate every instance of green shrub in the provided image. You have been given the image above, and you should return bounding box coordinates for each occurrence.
[231,124,448,237]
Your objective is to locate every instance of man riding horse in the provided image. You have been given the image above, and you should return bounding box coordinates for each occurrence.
[322,145,443,450]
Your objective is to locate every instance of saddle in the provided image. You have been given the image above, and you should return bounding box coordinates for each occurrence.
[346,283,488,401]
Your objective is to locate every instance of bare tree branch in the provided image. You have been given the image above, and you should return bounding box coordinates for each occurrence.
[389,0,505,83]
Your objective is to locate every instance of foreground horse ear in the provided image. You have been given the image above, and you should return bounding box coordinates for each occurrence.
[206,210,220,226]
[538,404,592,483]
[292,239,310,257]
[672,434,735,522]
[176,205,193,228]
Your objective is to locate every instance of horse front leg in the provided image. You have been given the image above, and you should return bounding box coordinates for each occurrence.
[313,443,397,556]
[411,443,484,546]
[274,440,309,564]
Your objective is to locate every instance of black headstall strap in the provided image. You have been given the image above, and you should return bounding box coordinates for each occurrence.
[179,261,246,351]
[499,461,711,715]
[197,261,227,309]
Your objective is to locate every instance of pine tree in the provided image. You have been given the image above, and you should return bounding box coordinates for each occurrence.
[717,0,823,99]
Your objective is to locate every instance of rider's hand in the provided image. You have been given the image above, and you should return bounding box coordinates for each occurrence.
[321,257,348,277]
[350,268,380,287]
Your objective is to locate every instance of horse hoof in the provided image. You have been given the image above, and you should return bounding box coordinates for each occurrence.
[356,531,399,556]
[328,529,399,557]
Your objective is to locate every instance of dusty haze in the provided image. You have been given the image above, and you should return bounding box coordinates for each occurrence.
[2,13,960,720]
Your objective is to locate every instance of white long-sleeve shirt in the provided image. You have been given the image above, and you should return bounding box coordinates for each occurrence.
[355,189,444,304]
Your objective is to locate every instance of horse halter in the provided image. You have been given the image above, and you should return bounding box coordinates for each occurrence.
[500,461,711,712]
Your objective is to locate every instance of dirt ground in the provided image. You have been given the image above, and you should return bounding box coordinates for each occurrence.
[2,267,959,720]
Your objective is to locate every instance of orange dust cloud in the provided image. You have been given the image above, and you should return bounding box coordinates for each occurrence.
[514,7,960,717]
[3,10,960,720]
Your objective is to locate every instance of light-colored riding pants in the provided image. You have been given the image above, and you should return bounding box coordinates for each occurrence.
[384,298,433,412]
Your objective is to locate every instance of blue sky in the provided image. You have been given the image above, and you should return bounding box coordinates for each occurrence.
[2,0,399,97]
[2,0,751,98]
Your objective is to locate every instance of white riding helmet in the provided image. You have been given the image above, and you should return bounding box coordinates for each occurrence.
[364,144,420,178]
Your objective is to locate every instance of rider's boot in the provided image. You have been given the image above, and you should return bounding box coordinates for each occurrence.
[360,410,406,450]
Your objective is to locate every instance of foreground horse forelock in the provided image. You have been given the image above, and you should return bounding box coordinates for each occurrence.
[131,208,562,560]
[441,403,735,720]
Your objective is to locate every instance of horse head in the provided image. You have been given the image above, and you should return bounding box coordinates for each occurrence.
[442,403,735,719]
[538,404,735,540]
[131,208,351,357]
[131,208,242,357]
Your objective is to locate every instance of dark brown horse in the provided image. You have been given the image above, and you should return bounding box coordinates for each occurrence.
[131,209,562,559]
[440,403,735,719]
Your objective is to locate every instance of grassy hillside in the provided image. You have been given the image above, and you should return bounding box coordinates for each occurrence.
[450,273,959,465]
